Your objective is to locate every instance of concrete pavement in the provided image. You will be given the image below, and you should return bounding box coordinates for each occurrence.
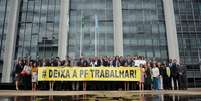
[0,90,200,96]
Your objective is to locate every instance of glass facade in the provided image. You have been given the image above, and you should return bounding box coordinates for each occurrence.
[0,0,200,86]
[0,0,9,80]
[122,0,168,60]
[173,0,201,88]
[0,0,9,61]
[15,0,60,59]
[173,0,201,65]
[68,0,114,58]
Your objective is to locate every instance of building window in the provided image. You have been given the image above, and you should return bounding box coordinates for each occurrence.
[15,0,60,59]
[122,0,168,61]
[174,0,201,65]
[68,0,114,58]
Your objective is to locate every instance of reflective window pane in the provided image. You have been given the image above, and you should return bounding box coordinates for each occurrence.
[173,0,201,64]
[122,0,168,61]
[15,0,60,59]
[68,0,114,58]
[0,0,9,60]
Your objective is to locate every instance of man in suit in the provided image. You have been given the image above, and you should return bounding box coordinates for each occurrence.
[171,59,179,90]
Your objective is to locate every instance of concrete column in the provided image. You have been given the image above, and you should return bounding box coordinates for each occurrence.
[163,0,180,61]
[58,0,70,60]
[1,0,21,83]
[113,0,123,56]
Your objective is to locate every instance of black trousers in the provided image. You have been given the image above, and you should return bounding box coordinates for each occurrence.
[144,77,152,90]
[163,76,171,90]
[22,75,31,90]
[172,76,179,90]
[178,75,186,90]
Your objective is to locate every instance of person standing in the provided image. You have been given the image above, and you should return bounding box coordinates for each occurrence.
[49,58,57,91]
[71,58,82,91]
[158,63,165,90]
[82,58,89,91]
[62,58,71,90]
[134,57,140,67]
[32,62,38,91]
[14,60,24,90]
[177,62,186,90]
[39,59,48,90]
[163,63,170,90]
[144,63,152,90]
[90,58,97,67]
[112,56,120,67]
[152,63,160,90]
[171,59,179,90]
[21,61,32,90]
[127,57,133,67]
[139,64,145,90]
[168,59,173,67]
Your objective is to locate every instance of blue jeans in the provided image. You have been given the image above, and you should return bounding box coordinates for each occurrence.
[153,77,159,90]
[158,76,161,89]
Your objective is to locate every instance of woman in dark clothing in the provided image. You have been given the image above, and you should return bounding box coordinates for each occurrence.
[163,63,171,90]
[15,60,23,90]
[21,61,32,90]
[158,62,165,90]
[144,63,152,90]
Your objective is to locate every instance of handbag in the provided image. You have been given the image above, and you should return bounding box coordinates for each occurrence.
[21,65,31,76]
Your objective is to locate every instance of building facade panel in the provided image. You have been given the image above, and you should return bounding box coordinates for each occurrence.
[0,0,199,86]
[122,0,168,61]
[2,0,21,83]
[68,0,114,58]
[173,0,201,87]
[173,0,201,65]
[0,0,10,81]
[15,0,61,60]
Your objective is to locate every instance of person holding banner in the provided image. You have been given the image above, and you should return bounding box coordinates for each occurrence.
[70,59,79,91]
[90,58,97,67]
[55,57,64,90]
[62,59,71,90]
[82,58,89,91]
[49,58,57,91]
[127,57,133,67]
[74,58,83,91]
[95,57,101,67]
[39,59,49,90]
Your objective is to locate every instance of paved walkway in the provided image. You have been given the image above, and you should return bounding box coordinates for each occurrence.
[0,90,200,96]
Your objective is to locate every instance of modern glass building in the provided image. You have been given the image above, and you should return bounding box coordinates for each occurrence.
[122,0,168,60]
[0,0,10,81]
[0,0,200,87]
[173,0,201,87]
[15,0,60,59]
[68,0,114,57]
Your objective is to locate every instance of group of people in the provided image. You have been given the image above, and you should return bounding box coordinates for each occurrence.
[14,56,187,91]
[14,59,38,91]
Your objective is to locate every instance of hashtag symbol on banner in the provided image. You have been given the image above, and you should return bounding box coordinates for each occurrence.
[42,70,46,78]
